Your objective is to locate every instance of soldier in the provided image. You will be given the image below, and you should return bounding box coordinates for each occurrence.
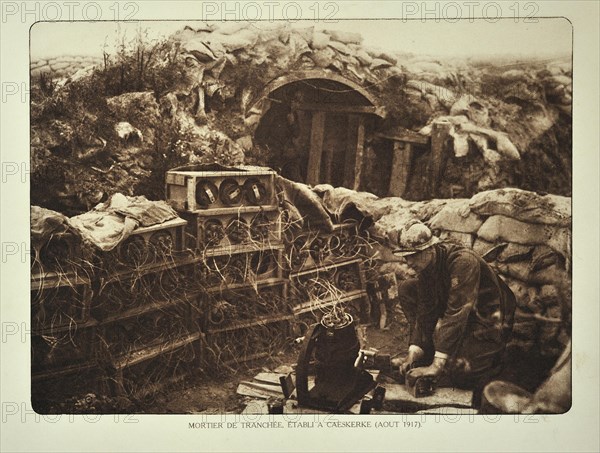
[391,222,516,393]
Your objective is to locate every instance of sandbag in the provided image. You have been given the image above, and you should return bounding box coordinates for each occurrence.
[275,176,333,232]
[31,206,73,247]
[408,199,450,223]
[477,215,570,258]
[428,199,482,233]
[68,194,178,251]
[69,212,137,252]
[494,261,568,286]
[495,243,534,263]
[325,29,362,45]
[458,123,519,160]
[317,186,380,222]
[472,238,495,258]
[371,211,420,248]
[439,231,475,248]
[469,188,571,226]
[310,31,330,49]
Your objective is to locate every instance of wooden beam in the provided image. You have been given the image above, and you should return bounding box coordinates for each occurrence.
[293,101,377,115]
[375,131,429,146]
[353,116,365,191]
[343,115,359,188]
[307,111,326,186]
[388,142,414,197]
[429,121,452,197]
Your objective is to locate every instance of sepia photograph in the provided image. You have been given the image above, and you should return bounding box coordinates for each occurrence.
[28,15,574,416]
[1,1,598,452]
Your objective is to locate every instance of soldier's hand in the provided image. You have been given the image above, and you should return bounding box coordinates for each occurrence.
[392,345,425,376]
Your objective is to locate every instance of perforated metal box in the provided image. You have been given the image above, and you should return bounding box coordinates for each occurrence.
[179,207,282,252]
[201,319,291,370]
[31,230,84,275]
[102,217,187,271]
[165,166,277,212]
[285,222,368,273]
[289,258,366,305]
[196,247,285,288]
[198,279,290,333]
[31,277,92,332]
[31,322,96,372]
[97,301,194,359]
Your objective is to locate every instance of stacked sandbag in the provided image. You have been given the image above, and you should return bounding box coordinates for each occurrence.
[308,184,571,357]
[30,55,102,80]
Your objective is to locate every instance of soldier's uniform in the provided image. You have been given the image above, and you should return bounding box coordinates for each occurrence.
[398,242,516,388]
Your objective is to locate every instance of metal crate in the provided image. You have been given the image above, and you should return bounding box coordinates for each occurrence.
[199,279,290,332]
[31,323,95,372]
[31,279,92,331]
[110,333,201,397]
[197,248,285,288]
[165,166,277,212]
[179,207,282,252]
[289,258,366,306]
[285,222,368,273]
[202,319,291,371]
[102,218,187,271]
[31,230,84,275]
[97,302,193,359]
[92,265,195,320]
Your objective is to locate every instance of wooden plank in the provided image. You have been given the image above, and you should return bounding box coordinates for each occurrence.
[112,333,200,370]
[31,272,91,291]
[381,381,473,412]
[132,217,187,234]
[375,131,429,146]
[236,381,284,399]
[206,313,294,334]
[429,121,452,197]
[292,101,378,115]
[322,113,334,185]
[253,372,287,385]
[388,142,414,197]
[290,257,362,278]
[343,115,359,188]
[415,407,479,415]
[353,116,365,191]
[307,111,326,186]
[190,204,279,217]
[292,290,367,315]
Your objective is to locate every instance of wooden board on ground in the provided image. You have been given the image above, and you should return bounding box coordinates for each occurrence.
[239,369,472,413]
[381,381,473,412]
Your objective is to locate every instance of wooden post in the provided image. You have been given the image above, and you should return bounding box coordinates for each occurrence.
[430,121,451,197]
[306,111,326,186]
[388,141,414,197]
[353,116,365,191]
[343,115,359,188]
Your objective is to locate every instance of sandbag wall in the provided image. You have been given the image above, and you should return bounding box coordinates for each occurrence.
[425,189,571,358]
